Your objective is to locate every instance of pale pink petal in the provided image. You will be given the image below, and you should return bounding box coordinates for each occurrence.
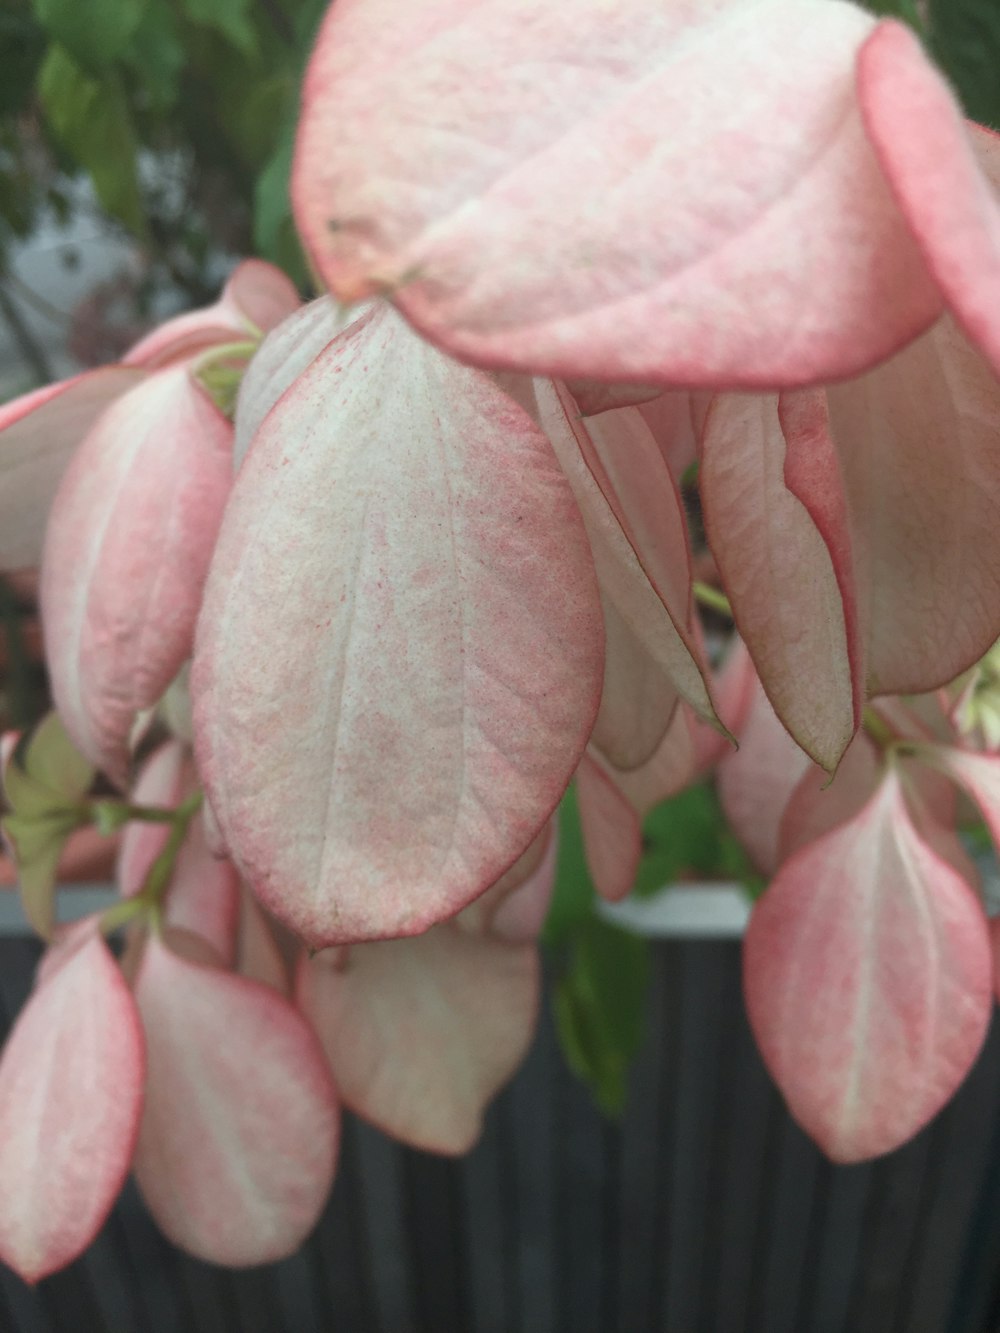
[717,669,812,875]
[0,368,144,570]
[702,393,861,769]
[233,297,361,471]
[827,315,1000,695]
[124,261,300,370]
[576,752,642,902]
[745,767,992,1162]
[132,934,338,1265]
[858,22,1000,377]
[41,367,234,784]
[193,304,604,945]
[533,379,718,726]
[990,917,1000,1004]
[299,925,538,1152]
[293,0,940,387]
[0,933,144,1281]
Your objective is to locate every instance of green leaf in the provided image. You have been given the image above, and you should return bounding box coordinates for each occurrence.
[32,0,147,72]
[542,785,596,945]
[181,0,256,56]
[253,118,295,255]
[38,45,146,235]
[0,11,47,116]
[553,916,650,1117]
[929,0,1000,129]
[1,812,72,938]
[634,782,762,898]
[123,0,185,111]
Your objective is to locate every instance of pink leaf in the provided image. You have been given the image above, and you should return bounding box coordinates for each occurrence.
[533,380,718,727]
[590,594,678,771]
[233,297,359,471]
[576,753,641,902]
[564,381,661,417]
[193,303,604,945]
[236,887,292,993]
[778,734,880,863]
[457,820,555,941]
[293,0,940,388]
[0,367,144,571]
[132,934,338,1265]
[41,367,234,783]
[702,393,860,769]
[299,925,538,1152]
[717,667,811,875]
[827,315,1000,695]
[745,767,992,1162]
[117,741,186,898]
[916,746,1000,854]
[124,260,300,369]
[0,932,144,1282]
[858,22,1000,378]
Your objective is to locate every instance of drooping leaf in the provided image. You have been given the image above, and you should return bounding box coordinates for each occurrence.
[0,930,145,1282]
[300,925,539,1153]
[180,0,257,55]
[37,45,145,236]
[193,302,604,945]
[745,766,992,1162]
[553,916,649,1118]
[42,368,233,784]
[133,934,338,1265]
[293,0,942,388]
[33,0,146,72]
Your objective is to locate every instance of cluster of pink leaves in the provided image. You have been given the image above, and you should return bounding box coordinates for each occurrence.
[2,0,1000,1280]
[0,264,551,1279]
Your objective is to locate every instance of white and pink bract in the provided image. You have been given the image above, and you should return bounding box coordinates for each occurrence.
[1,0,1000,1282]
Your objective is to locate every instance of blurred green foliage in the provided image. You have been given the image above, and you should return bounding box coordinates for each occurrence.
[0,0,328,297]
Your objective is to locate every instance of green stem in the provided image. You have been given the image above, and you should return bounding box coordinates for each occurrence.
[861,706,897,751]
[99,790,203,935]
[692,581,733,618]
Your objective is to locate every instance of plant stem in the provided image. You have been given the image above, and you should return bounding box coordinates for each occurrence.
[692,581,732,618]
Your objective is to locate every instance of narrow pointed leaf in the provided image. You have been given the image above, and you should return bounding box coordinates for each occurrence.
[533,380,717,726]
[702,393,860,768]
